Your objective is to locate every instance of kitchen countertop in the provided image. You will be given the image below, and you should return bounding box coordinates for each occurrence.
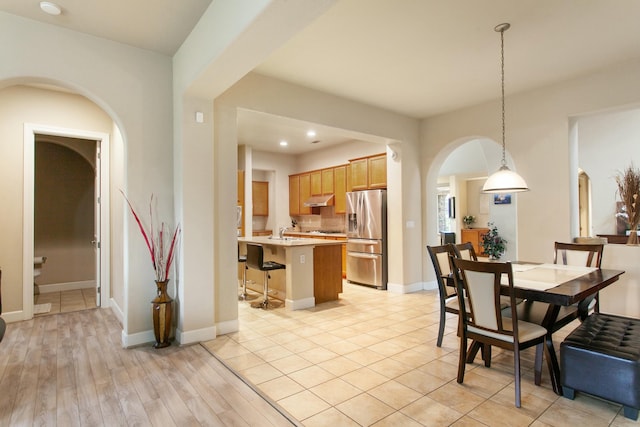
[238,236,343,247]
[284,231,347,238]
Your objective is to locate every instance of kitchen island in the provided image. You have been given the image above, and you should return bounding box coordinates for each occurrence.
[238,236,343,309]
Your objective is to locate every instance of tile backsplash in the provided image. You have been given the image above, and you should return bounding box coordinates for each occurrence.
[293,206,345,232]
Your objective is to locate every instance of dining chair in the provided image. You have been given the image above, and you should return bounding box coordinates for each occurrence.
[554,241,604,320]
[427,244,461,347]
[451,257,546,408]
[453,242,477,260]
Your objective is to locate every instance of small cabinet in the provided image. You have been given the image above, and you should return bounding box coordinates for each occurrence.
[461,228,489,256]
[252,181,269,216]
[350,158,368,191]
[289,175,300,216]
[310,170,322,196]
[321,168,334,194]
[334,165,347,214]
[368,154,387,189]
[299,173,311,215]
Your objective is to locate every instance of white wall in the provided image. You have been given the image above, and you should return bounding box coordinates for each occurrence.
[577,107,640,236]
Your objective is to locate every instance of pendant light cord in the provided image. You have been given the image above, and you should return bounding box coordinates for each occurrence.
[498,23,507,168]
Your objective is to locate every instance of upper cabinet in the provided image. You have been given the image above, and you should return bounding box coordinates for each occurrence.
[252,181,269,216]
[299,173,311,215]
[349,153,387,190]
[310,170,322,196]
[334,165,347,214]
[289,175,300,216]
[321,168,334,195]
[367,153,387,189]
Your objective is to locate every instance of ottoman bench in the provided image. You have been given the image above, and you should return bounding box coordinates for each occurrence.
[560,313,640,420]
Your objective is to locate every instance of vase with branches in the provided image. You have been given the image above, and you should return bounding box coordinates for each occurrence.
[122,191,180,348]
[481,222,507,260]
[615,164,640,245]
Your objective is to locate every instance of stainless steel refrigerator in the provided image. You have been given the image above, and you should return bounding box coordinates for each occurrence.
[346,189,387,289]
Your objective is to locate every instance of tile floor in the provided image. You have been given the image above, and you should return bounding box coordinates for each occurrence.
[203,282,636,427]
[34,288,97,316]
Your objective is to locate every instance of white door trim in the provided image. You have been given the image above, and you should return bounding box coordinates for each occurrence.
[23,123,110,320]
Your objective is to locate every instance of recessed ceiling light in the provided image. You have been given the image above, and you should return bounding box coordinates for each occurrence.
[40,1,62,16]
[306,130,316,138]
[279,140,288,147]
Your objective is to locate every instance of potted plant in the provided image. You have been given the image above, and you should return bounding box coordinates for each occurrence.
[122,192,180,348]
[481,222,507,260]
[614,164,640,245]
[462,215,476,228]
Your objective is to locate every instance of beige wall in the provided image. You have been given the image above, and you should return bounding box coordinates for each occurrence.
[0,85,112,313]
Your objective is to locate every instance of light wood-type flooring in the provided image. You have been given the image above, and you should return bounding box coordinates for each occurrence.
[0,307,294,426]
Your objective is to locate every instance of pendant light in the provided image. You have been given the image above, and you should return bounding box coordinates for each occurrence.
[483,23,529,193]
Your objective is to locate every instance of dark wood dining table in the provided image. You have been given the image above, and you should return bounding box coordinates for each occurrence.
[450,263,625,395]
[508,264,624,395]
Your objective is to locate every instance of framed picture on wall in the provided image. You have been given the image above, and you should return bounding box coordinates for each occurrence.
[493,193,511,205]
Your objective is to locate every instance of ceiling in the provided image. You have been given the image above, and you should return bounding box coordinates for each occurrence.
[4,0,640,155]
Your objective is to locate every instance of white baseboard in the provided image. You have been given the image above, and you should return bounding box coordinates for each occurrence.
[423,280,438,291]
[216,319,238,336]
[177,324,218,344]
[121,329,155,348]
[285,297,315,310]
[387,281,427,294]
[2,310,24,323]
[38,280,95,293]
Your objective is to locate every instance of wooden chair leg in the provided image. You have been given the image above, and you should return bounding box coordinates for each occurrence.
[534,344,543,386]
[437,303,446,347]
[467,340,482,363]
[457,336,467,383]
[482,344,492,367]
[514,346,522,408]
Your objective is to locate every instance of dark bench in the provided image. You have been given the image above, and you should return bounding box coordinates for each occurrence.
[560,313,640,420]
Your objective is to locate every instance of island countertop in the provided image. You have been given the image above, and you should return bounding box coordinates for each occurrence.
[238,236,342,247]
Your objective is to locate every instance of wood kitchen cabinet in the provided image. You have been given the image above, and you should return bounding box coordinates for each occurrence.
[321,168,334,194]
[367,153,387,189]
[252,181,269,216]
[299,173,311,215]
[289,175,300,216]
[334,164,347,214]
[289,172,312,215]
[349,153,387,190]
[461,228,489,256]
[310,170,322,196]
[349,157,368,190]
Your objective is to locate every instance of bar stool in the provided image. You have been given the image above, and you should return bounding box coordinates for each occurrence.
[238,245,255,301]
[245,243,285,309]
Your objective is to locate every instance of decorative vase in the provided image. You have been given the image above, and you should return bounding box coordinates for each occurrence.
[627,223,639,245]
[152,280,173,348]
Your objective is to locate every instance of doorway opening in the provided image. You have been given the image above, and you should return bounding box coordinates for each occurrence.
[33,135,99,315]
[23,123,110,320]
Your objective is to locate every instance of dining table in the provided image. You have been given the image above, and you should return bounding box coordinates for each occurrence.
[458,262,625,395]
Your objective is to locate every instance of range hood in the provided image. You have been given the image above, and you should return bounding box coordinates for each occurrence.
[303,194,334,207]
